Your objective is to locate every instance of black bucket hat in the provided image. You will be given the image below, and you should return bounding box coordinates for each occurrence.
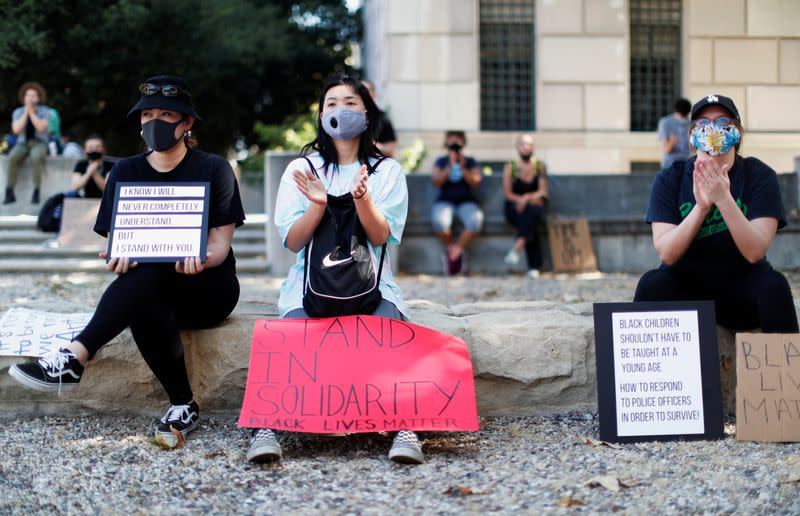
[690,94,740,123]
[127,75,203,128]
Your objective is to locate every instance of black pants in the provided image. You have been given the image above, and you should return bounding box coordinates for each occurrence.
[634,264,798,333]
[504,202,544,269]
[76,263,240,405]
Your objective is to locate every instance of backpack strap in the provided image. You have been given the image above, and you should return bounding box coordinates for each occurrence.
[364,155,388,280]
[302,156,318,178]
[301,155,316,295]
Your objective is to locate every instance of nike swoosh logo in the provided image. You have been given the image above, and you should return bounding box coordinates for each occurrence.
[322,253,353,267]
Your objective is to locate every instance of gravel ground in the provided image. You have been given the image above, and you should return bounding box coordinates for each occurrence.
[2,271,800,513]
[1,414,798,514]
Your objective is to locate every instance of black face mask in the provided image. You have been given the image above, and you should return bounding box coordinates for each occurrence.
[86,151,103,161]
[448,143,463,153]
[141,118,184,152]
[519,153,533,162]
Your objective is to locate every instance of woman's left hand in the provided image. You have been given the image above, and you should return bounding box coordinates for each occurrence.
[351,164,369,199]
[697,159,731,205]
[175,252,211,275]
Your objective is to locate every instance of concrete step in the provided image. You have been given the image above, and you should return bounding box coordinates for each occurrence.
[0,256,268,273]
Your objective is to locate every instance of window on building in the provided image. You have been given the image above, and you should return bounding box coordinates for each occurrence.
[479,0,535,131]
[630,0,682,131]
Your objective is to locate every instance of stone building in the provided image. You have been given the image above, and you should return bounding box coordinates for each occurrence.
[362,0,800,174]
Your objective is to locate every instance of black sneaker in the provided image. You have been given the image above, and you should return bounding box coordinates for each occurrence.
[31,188,40,204]
[246,428,282,462]
[8,349,84,393]
[3,188,15,205]
[154,401,200,449]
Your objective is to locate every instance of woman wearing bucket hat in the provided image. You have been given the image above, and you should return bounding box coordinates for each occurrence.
[634,94,798,333]
[244,73,422,464]
[9,75,246,448]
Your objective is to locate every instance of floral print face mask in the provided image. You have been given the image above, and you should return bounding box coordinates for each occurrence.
[690,117,741,156]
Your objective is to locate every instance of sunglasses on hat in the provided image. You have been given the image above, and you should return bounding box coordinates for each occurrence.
[138,83,191,98]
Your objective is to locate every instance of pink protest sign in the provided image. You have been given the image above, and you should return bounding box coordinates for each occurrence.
[238,315,479,433]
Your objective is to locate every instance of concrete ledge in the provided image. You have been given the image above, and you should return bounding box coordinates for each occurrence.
[0,156,80,216]
[0,301,746,418]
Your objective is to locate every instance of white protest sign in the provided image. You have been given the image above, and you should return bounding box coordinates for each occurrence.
[0,307,93,357]
[611,310,705,436]
[108,182,209,263]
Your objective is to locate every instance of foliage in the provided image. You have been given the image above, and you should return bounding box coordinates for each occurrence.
[399,138,427,174]
[0,0,359,156]
[253,103,318,151]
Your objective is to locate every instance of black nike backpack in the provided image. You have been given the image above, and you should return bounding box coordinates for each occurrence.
[302,156,387,317]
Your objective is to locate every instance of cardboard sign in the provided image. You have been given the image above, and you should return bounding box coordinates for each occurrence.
[593,301,723,442]
[735,333,800,442]
[107,182,210,263]
[58,198,104,249]
[238,316,479,433]
[547,218,597,273]
[0,307,93,357]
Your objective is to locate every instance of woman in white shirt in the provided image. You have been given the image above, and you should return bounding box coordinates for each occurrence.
[247,74,422,464]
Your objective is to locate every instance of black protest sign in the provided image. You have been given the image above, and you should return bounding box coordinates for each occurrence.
[593,301,723,442]
[107,182,210,263]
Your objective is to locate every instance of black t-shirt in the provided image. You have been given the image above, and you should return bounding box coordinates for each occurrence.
[434,155,479,205]
[95,149,246,270]
[24,119,35,141]
[73,159,114,199]
[646,155,786,274]
[376,111,396,144]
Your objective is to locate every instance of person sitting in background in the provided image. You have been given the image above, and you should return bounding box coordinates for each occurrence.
[635,94,798,333]
[5,82,52,205]
[60,134,85,158]
[502,134,548,278]
[431,130,483,275]
[361,80,397,159]
[657,97,692,170]
[71,135,113,198]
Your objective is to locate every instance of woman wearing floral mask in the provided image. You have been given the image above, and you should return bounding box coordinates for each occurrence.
[634,94,798,333]
[9,75,246,448]
[245,74,420,464]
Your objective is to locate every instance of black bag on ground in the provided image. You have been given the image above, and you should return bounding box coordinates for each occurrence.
[302,156,387,317]
[37,192,65,232]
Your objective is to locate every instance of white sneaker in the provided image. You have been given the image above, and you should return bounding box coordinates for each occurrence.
[504,248,521,266]
[388,430,424,464]
[527,269,540,279]
[247,428,282,462]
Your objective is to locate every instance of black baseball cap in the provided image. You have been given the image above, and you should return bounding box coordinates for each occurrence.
[127,75,203,127]
[690,94,740,123]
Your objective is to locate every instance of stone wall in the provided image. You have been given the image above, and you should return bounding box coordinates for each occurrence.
[0,300,747,419]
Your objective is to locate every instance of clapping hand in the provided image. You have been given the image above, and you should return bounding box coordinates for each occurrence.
[695,158,730,207]
[293,168,327,205]
[351,164,369,199]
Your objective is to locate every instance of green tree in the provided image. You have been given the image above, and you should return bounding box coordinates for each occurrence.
[0,0,359,156]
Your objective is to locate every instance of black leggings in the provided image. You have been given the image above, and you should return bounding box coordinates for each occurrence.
[504,202,544,269]
[634,264,798,333]
[76,263,240,405]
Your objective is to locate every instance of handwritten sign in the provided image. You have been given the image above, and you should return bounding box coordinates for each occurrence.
[107,182,210,263]
[0,307,93,357]
[547,218,597,273]
[238,316,479,433]
[594,301,723,442]
[736,333,800,442]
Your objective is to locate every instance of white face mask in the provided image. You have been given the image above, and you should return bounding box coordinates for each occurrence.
[321,107,367,140]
